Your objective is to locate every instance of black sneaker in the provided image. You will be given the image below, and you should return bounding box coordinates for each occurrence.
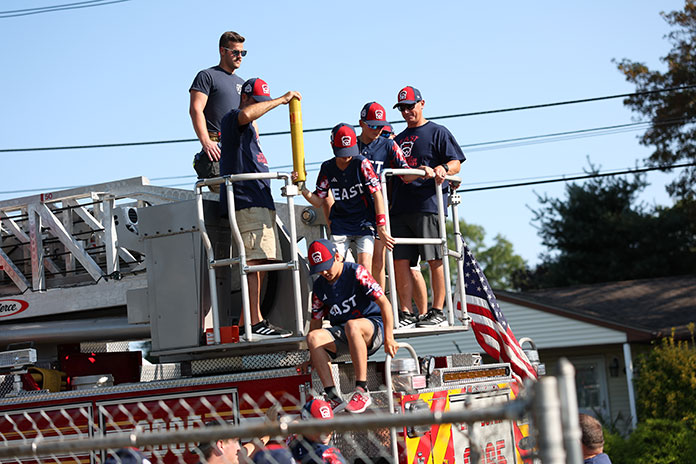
[240,320,292,339]
[416,308,447,328]
[396,311,418,329]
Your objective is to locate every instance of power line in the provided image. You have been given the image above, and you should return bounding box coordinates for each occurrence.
[2,85,695,153]
[456,162,696,193]
[0,0,129,18]
[3,161,690,197]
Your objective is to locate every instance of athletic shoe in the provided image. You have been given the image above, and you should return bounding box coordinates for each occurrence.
[416,308,447,328]
[345,387,372,414]
[396,311,418,329]
[239,320,292,339]
[324,395,346,414]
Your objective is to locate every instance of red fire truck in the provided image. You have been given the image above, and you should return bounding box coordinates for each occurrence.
[0,175,540,463]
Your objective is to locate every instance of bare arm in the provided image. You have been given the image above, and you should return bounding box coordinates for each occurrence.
[371,189,395,250]
[238,91,302,126]
[189,90,221,161]
[376,294,398,357]
[433,160,461,185]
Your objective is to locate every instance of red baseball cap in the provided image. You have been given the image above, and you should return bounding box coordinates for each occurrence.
[330,123,359,158]
[301,398,334,420]
[242,77,272,102]
[360,102,388,126]
[393,86,423,108]
[308,239,338,274]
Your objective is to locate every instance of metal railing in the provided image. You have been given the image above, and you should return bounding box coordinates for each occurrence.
[380,169,470,330]
[194,173,304,344]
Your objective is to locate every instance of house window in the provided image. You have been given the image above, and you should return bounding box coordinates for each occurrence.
[572,357,609,418]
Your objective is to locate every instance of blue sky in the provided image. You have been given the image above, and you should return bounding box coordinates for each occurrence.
[0,0,685,265]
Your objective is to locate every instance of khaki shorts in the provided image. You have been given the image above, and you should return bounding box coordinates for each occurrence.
[235,207,281,261]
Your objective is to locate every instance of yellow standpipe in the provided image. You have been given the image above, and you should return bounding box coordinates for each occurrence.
[289,98,305,185]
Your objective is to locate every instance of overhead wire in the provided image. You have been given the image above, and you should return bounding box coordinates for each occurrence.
[1,85,695,153]
[0,0,130,18]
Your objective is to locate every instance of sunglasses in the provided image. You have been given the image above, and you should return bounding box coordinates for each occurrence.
[367,124,383,130]
[223,48,247,57]
[380,132,393,138]
[397,103,417,112]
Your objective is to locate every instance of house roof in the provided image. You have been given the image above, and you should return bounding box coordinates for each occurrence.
[496,274,696,342]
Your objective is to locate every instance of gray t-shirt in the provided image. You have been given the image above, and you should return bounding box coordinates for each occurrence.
[190,65,244,133]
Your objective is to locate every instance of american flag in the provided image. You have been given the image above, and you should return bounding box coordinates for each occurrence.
[454,241,537,385]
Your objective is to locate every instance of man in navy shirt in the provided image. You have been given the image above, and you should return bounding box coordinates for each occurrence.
[305,239,397,414]
[219,77,301,339]
[190,31,246,191]
[392,86,466,328]
[579,414,613,464]
[300,124,395,274]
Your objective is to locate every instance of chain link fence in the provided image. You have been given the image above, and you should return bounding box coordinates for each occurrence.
[0,360,582,464]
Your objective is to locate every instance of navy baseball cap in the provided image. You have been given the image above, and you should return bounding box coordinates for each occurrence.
[104,448,151,464]
[393,86,423,108]
[301,398,334,420]
[330,123,359,158]
[360,102,388,126]
[308,239,337,274]
[253,444,294,464]
[242,78,272,102]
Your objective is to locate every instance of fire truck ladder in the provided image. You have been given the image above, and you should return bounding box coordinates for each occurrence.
[195,173,304,344]
[380,169,470,333]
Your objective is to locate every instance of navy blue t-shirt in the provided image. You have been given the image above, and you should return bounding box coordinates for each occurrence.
[189,66,244,133]
[392,121,466,215]
[357,136,410,177]
[314,156,380,236]
[585,453,612,464]
[311,262,384,327]
[287,437,347,464]
[219,109,275,212]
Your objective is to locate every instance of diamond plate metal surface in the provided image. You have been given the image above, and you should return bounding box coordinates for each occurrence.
[191,351,309,376]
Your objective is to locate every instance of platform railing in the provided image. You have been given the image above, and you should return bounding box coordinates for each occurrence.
[379,169,469,330]
[194,173,303,344]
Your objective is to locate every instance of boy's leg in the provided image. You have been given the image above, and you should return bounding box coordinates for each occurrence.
[355,235,375,275]
[306,328,338,389]
[343,318,376,383]
[410,265,428,316]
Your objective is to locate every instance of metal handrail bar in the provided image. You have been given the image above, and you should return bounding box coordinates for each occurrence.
[379,169,462,328]
[195,172,303,344]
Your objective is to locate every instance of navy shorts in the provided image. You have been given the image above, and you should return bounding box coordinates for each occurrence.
[325,316,384,359]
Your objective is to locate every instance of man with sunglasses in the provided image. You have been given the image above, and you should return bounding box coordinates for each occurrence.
[190,31,247,192]
[391,86,466,328]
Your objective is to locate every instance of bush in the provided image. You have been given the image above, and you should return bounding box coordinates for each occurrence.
[605,419,696,464]
[634,325,696,429]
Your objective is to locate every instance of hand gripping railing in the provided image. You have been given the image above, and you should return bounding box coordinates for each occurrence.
[194,173,303,343]
[379,169,468,330]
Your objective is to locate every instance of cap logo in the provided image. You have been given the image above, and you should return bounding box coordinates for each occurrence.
[341,136,351,147]
[261,83,269,94]
[399,90,408,101]
[311,251,323,264]
[375,109,384,119]
[361,108,367,118]
[244,84,252,93]
[318,405,332,418]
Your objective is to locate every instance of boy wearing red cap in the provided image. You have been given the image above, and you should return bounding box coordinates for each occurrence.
[299,123,395,274]
[305,239,398,414]
[219,78,301,339]
[286,398,347,463]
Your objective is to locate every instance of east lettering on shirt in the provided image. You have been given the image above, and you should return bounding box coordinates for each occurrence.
[311,262,384,327]
[392,121,466,215]
[315,156,380,236]
[219,108,275,213]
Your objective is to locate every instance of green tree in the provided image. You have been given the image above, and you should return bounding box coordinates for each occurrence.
[515,164,696,289]
[634,326,696,428]
[615,0,696,200]
[445,219,526,290]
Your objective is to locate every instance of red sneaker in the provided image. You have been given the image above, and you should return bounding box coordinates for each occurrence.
[345,387,372,414]
[324,395,346,413]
